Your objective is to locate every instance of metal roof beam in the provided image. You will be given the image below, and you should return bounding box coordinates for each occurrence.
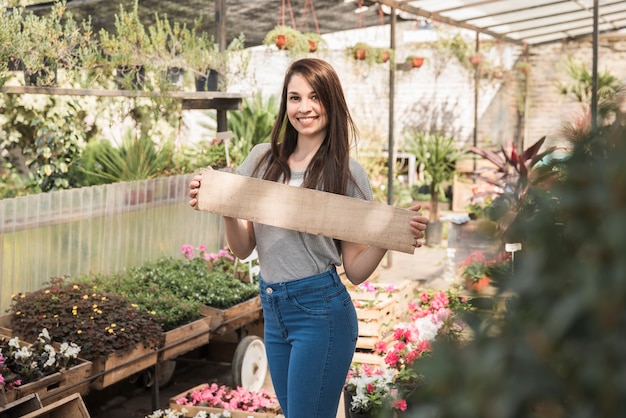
[375,0,526,46]
[495,10,626,35]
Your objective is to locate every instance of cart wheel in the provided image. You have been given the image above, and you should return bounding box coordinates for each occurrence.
[142,360,177,388]
[232,336,267,392]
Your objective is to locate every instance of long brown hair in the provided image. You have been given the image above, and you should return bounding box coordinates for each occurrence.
[252,58,358,195]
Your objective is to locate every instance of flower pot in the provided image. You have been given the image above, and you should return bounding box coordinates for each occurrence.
[308,39,318,53]
[469,53,483,66]
[380,50,391,63]
[195,69,219,92]
[354,48,367,61]
[465,276,490,292]
[409,56,424,68]
[166,66,185,88]
[275,34,286,50]
[425,220,443,247]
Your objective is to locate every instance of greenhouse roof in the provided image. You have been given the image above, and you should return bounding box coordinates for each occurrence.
[377,0,626,46]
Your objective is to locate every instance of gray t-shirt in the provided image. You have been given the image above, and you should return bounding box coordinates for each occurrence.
[237,143,373,283]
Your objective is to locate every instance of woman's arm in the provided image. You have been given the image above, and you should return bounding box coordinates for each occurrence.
[189,171,256,260]
[340,204,428,285]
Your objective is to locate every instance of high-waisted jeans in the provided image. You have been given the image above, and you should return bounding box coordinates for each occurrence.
[259,268,359,418]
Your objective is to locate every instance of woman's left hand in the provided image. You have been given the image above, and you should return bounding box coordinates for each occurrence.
[408,204,428,248]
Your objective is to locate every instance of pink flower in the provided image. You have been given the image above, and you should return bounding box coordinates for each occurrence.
[180,244,194,259]
[393,399,407,411]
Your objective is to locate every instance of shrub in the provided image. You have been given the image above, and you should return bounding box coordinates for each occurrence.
[9,277,163,360]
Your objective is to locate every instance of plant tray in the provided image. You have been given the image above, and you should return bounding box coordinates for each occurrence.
[0,334,92,407]
[203,296,262,336]
[90,342,157,390]
[169,384,280,418]
[159,308,213,362]
[19,393,90,418]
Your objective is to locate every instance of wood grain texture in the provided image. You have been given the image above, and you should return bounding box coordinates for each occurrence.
[196,170,416,254]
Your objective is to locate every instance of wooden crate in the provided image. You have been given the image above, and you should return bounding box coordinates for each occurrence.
[351,350,386,368]
[19,393,90,418]
[169,384,280,418]
[159,308,213,362]
[0,314,14,337]
[203,296,262,336]
[0,394,43,417]
[90,342,157,390]
[354,297,397,342]
[6,360,91,406]
[0,334,92,406]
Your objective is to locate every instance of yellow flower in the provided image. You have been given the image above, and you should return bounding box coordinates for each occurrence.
[82,294,89,300]
[45,290,50,294]
[20,294,26,298]
[15,311,21,316]
[150,311,156,315]
[110,323,117,328]
[107,328,114,334]
[54,314,59,318]
[77,330,82,334]
[73,285,79,290]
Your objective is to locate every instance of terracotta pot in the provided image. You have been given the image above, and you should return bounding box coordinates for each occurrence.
[275,34,286,49]
[308,39,318,53]
[354,48,367,61]
[410,56,424,68]
[465,276,490,292]
[469,53,483,65]
[380,50,390,63]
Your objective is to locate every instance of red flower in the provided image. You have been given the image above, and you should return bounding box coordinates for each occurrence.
[393,399,408,411]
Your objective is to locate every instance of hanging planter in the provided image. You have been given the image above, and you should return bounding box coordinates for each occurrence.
[406,56,425,68]
[469,53,483,66]
[263,25,307,52]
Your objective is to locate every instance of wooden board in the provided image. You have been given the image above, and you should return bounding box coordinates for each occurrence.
[203,297,262,336]
[90,343,157,390]
[159,313,212,362]
[19,393,90,418]
[196,170,417,254]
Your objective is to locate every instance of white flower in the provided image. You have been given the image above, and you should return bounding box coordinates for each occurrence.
[60,342,81,358]
[8,337,20,349]
[13,346,32,361]
[39,328,51,340]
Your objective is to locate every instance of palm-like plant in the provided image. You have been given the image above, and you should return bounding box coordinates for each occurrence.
[404,131,466,221]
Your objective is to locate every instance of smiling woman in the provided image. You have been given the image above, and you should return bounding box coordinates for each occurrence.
[188,57,428,418]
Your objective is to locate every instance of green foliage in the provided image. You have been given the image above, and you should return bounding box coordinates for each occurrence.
[78,128,175,184]
[9,277,163,360]
[407,95,626,417]
[404,131,466,220]
[24,113,86,192]
[141,256,259,309]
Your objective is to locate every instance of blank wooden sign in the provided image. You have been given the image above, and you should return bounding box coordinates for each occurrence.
[196,169,417,254]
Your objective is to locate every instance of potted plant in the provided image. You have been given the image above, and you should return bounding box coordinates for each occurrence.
[147,13,187,90]
[459,251,512,292]
[302,32,325,53]
[263,25,308,54]
[406,55,425,68]
[404,131,467,246]
[98,0,149,90]
[11,2,86,86]
[349,42,373,62]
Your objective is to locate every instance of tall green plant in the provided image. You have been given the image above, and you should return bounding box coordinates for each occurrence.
[404,131,466,220]
[78,129,175,184]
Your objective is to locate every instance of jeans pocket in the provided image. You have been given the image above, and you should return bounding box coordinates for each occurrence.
[291,288,329,316]
[342,295,359,342]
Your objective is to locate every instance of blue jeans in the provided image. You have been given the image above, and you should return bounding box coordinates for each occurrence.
[259,268,359,418]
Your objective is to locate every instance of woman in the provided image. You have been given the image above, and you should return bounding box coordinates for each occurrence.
[189,58,427,418]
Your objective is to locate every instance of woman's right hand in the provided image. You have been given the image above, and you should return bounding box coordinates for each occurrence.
[189,167,212,208]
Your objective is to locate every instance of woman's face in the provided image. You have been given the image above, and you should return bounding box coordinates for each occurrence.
[286,73,328,142]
